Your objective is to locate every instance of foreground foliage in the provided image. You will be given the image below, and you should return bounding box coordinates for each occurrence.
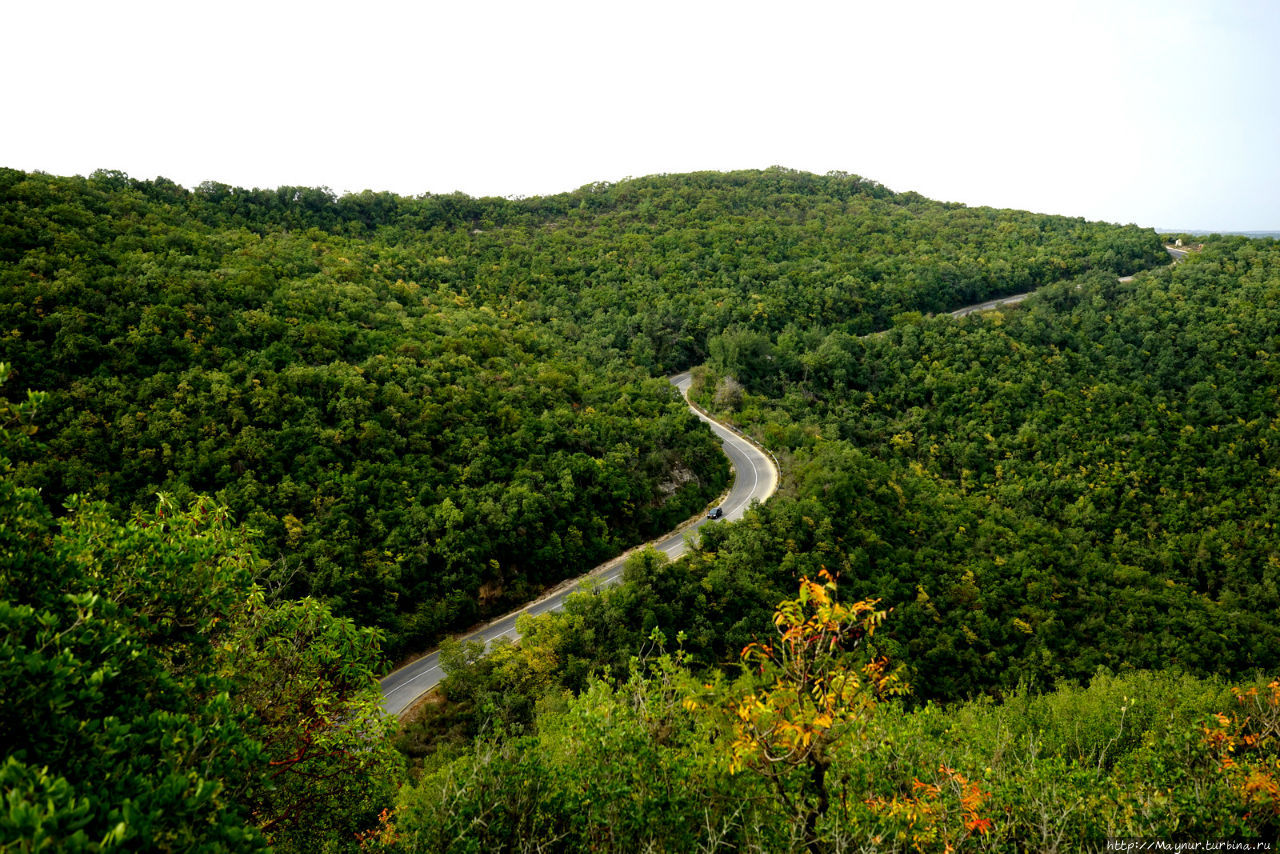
[383,580,1279,851]
[0,374,401,851]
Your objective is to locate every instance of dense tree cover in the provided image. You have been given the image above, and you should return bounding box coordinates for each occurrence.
[0,166,1161,656]
[348,168,1165,372]
[0,376,401,850]
[0,167,728,657]
[671,238,1280,701]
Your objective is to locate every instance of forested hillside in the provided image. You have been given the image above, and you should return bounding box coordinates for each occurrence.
[8,166,1279,850]
[686,238,1280,699]
[0,166,1161,657]
[0,169,736,657]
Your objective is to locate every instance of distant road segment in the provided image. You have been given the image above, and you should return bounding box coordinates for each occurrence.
[950,246,1186,318]
[379,371,779,716]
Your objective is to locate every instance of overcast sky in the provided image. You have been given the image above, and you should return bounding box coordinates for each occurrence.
[5,0,1278,230]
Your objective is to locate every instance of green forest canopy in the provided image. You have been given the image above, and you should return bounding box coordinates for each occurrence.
[0,166,1164,657]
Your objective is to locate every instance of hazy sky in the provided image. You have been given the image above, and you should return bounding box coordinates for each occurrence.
[6,0,1278,230]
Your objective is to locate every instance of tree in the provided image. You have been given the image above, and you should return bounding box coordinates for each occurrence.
[0,440,269,847]
[219,595,403,851]
[0,366,400,851]
[727,571,902,853]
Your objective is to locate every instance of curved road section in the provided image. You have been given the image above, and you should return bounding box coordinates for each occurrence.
[379,371,779,716]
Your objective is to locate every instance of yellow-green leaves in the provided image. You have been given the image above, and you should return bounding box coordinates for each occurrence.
[727,572,903,851]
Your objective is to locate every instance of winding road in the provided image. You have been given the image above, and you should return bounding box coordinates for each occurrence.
[379,372,779,716]
[381,248,1184,716]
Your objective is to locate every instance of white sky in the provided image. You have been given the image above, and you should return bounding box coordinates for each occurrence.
[5,0,1279,230]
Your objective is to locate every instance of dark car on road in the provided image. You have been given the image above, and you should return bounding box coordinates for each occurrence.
[707,507,724,520]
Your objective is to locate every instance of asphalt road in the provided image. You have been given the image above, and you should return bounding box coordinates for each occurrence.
[378,371,779,716]
[950,246,1187,318]
[949,292,1031,318]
